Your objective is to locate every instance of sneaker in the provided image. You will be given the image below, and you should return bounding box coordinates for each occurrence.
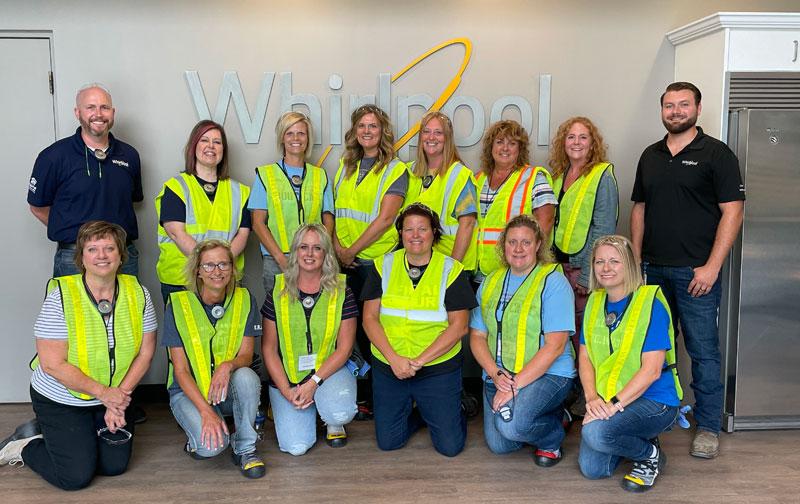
[690,430,719,459]
[533,448,562,467]
[562,408,573,432]
[621,442,666,492]
[184,441,206,460]
[326,425,347,448]
[232,450,266,479]
[355,401,374,421]
[0,435,42,466]
[0,419,40,450]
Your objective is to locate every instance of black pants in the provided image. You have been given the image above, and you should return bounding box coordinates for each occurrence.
[344,261,374,403]
[22,387,134,491]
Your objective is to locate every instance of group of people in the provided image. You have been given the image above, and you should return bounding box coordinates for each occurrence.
[0,80,744,493]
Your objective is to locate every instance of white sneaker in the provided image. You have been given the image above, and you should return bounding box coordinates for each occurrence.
[0,434,42,466]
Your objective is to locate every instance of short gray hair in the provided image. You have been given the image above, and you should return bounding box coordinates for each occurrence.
[76,83,112,105]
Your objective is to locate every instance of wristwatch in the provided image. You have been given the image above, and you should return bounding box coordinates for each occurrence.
[610,395,624,412]
[311,374,324,386]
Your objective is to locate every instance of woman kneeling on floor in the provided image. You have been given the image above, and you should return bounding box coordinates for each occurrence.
[470,215,576,467]
[164,240,265,479]
[262,223,358,455]
[578,235,682,492]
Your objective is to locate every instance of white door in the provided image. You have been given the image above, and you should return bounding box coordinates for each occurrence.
[0,36,57,402]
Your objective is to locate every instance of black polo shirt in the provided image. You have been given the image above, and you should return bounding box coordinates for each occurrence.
[27,128,143,243]
[631,127,745,267]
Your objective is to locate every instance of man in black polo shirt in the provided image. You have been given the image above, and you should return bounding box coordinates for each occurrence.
[28,83,143,277]
[631,82,744,459]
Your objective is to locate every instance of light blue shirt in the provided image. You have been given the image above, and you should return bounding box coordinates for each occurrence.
[248,162,334,256]
[470,268,576,379]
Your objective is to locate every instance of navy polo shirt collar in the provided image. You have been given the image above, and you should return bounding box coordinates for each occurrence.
[655,126,709,156]
[71,127,117,157]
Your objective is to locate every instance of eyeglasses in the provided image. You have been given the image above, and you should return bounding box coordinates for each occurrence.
[97,426,133,446]
[200,261,232,272]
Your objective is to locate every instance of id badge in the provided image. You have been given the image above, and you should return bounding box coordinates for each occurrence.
[298,354,317,371]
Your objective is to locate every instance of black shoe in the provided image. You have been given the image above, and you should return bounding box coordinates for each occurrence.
[461,390,480,418]
[131,405,147,424]
[621,442,666,492]
[232,450,266,479]
[0,419,40,452]
[534,448,563,467]
[355,401,373,421]
[326,425,347,448]
[184,441,206,460]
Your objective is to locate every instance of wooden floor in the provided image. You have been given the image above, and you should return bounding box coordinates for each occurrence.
[0,402,797,503]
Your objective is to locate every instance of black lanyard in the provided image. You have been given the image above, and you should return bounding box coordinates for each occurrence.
[604,294,632,354]
[280,159,308,222]
[493,268,535,363]
[300,291,322,354]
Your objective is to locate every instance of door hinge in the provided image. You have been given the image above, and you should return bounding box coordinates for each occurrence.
[48,71,54,95]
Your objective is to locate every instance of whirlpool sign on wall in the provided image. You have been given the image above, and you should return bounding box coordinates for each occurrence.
[185,38,552,166]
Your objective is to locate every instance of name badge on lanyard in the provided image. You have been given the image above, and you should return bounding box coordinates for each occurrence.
[298,354,317,372]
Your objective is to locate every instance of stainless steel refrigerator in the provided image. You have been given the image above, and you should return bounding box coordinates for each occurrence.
[720,108,800,431]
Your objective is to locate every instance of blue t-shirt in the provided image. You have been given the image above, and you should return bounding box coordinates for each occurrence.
[162,291,262,394]
[579,294,679,406]
[27,128,143,243]
[470,268,576,379]
[248,162,334,256]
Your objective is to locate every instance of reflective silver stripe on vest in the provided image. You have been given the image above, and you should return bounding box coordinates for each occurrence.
[371,159,402,219]
[509,167,534,216]
[335,208,371,221]
[228,181,243,238]
[480,229,502,243]
[175,176,197,226]
[379,253,453,322]
[439,163,463,236]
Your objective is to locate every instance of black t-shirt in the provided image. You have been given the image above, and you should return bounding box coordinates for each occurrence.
[631,127,745,267]
[361,257,476,379]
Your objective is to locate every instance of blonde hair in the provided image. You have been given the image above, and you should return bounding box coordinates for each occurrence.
[480,120,530,178]
[548,116,608,180]
[412,110,461,178]
[588,235,643,296]
[275,111,314,159]
[280,224,342,301]
[184,240,240,297]
[496,214,554,269]
[342,105,395,178]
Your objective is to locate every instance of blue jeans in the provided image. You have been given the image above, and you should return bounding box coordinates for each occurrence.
[169,367,261,457]
[643,262,722,433]
[268,366,357,456]
[483,374,573,453]
[372,363,466,457]
[261,254,287,295]
[53,243,140,278]
[579,397,678,479]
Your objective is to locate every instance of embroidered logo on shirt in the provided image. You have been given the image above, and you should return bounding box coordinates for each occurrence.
[29,177,37,193]
[681,160,699,166]
[112,159,129,167]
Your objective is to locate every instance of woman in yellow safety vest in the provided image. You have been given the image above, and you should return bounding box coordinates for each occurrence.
[548,116,618,345]
[250,112,334,295]
[578,235,682,493]
[333,104,411,415]
[407,110,478,272]
[262,223,358,455]
[362,203,476,457]
[164,240,265,479]
[469,215,575,468]
[475,120,557,285]
[155,120,251,303]
[1,221,156,490]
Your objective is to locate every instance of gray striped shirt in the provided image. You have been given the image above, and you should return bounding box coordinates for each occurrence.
[30,285,157,407]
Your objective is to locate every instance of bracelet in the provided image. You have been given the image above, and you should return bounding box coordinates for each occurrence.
[311,374,324,386]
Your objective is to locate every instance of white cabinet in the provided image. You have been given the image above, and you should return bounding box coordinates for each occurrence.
[667,12,800,139]
[729,29,800,71]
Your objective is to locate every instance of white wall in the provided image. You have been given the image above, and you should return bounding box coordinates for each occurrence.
[2,0,799,398]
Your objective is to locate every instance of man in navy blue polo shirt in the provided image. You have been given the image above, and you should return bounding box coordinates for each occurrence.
[631,82,745,460]
[27,83,143,277]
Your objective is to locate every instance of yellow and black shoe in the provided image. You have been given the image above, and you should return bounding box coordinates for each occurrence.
[232,450,266,479]
[621,443,665,492]
[326,425,347,448]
